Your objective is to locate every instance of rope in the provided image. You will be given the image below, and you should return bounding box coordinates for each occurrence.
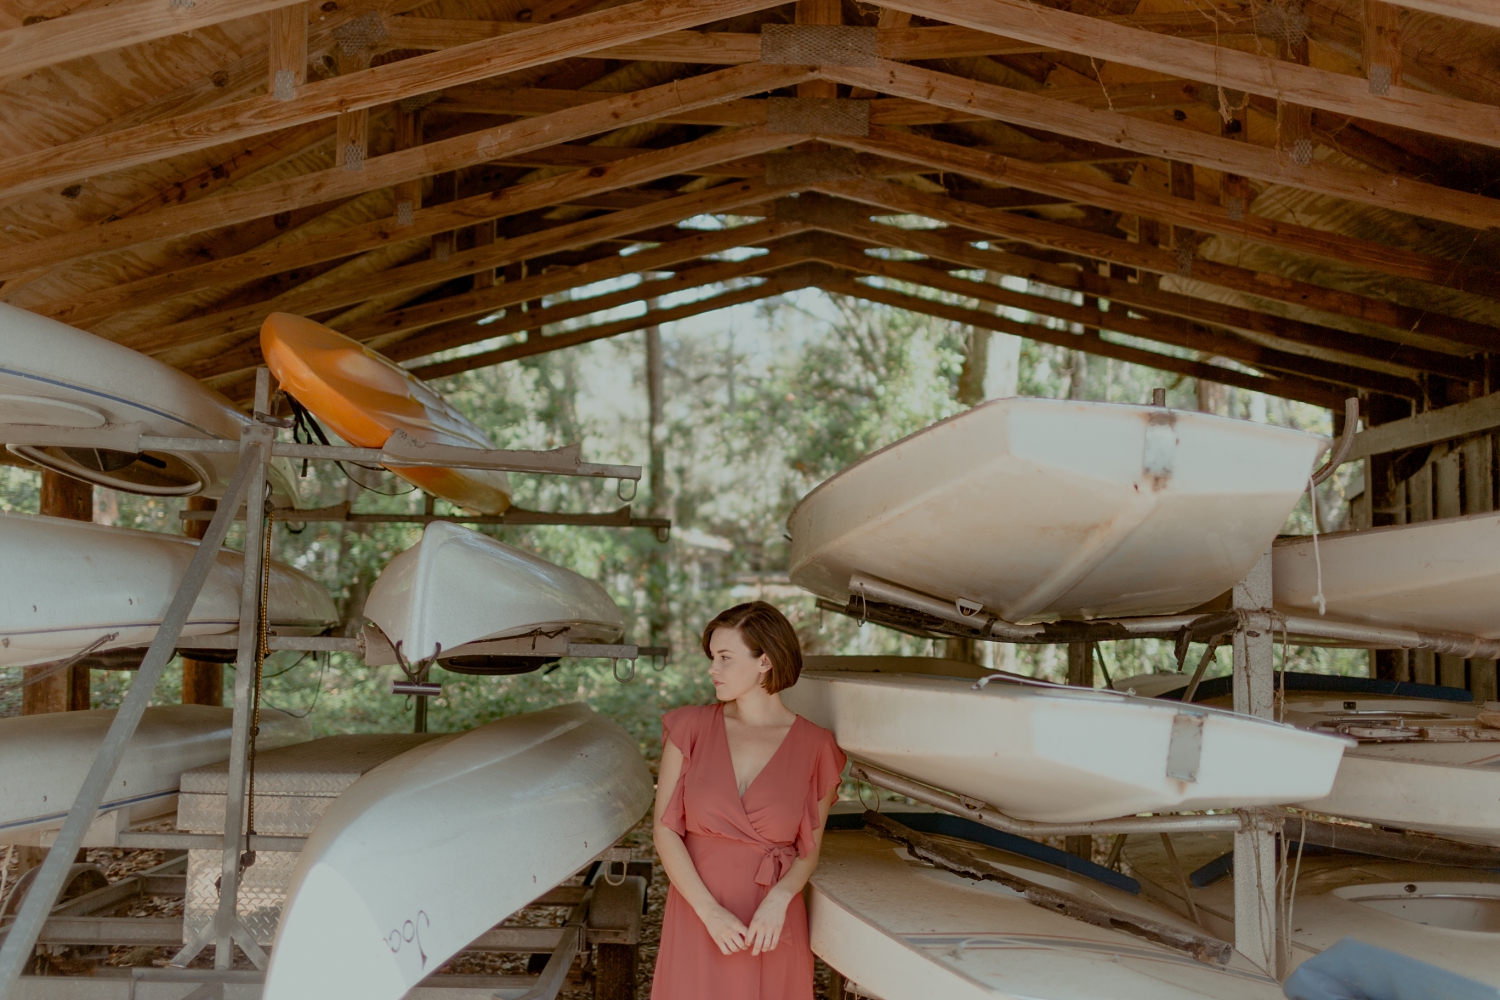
[0,632,118,696]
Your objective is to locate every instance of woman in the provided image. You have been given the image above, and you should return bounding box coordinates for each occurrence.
[651,601,846,1000]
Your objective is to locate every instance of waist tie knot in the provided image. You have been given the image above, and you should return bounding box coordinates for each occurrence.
[754,843,798,887]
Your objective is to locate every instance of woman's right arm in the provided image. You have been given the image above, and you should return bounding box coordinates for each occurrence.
[654,738,749,956]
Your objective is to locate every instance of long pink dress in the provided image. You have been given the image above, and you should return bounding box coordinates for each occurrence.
[652,703,846,1000]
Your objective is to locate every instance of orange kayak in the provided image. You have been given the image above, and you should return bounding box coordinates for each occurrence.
[260,313,511,514]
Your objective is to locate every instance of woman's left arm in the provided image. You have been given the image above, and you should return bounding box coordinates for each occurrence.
[745,784,839,957]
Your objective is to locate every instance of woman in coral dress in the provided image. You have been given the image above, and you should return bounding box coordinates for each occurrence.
[652,601,846,1000]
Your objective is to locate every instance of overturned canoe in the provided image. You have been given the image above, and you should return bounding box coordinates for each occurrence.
[362,521,624,668]
[261,312,511,514]
[788,397,1325,623]
[1124,831,1500,986]
[0,705,309,846]
[1274,512,1500,637]
[0,302,299,503]
[811,825,1284,1000]
[261,704,653,1000]
[0,510,338,667]
[781,662,1347,822]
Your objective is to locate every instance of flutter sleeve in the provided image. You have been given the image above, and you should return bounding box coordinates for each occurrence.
[658,706,702,837]
[794,724,848,860]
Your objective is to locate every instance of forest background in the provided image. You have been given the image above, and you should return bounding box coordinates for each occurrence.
[0,259,1364,757]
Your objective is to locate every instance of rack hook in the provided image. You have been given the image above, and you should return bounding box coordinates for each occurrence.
[617,478,638,502]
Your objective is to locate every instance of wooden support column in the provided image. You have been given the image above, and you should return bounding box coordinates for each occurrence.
[466,172,496,289]
[795,0,840,100]
[1064,640,1096,861]
[431,171,457,261]
[1169,161,1196,276]
[1364,1,1404,96]
[24,472,93,716]
[1231,552,1276,974]
[1219,97,1250,222]
[181,497,223,707]
[392,102,423,227]
[1277,22,1314,169]
[335,47,370,172]
[267,2,307,101]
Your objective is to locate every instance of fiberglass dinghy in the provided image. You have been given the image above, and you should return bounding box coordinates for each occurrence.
[361,521,625,670]
[787,397,1326,623]
[1122,672,1500,847]
[1124,831,1500,986]
[1274,512,1500,638]
[781,659,1347,823]
[810,824,1285,1000]
[0,510,338,668]
[261,312,512,514]
[261,704,652,1000]
[0,705,310,846]
[0,302,299,503]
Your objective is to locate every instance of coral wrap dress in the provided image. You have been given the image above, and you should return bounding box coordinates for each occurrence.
[652,703,846,1000]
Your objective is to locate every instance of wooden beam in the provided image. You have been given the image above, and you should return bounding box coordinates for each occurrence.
[172,179,797,373]
[0,0,311,82]
[883,0,1500,150]
[42,126,801,328]
[0,61,814,279]
[823,276,1349,409]
[408,265,822,379]
[821,61,1500,233]
[836,250,1423,396]
[363,220,806,356]
[1388,0,1500,28]
[0,0,786,199]
[826,127,1496,293]
[1346,394,1500,463]
[268,2,309,101]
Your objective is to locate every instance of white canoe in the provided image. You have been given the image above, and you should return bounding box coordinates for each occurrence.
[362,521,624,667]
[261,703,653,1000]
[787,397,1325,623]
[811,827,1284,1000]
[781,663,1347,822]
[0,705,310,846]
[1124,832,1500,985]
[0,510,338,667]
[1274,512,1500,637]
[0,302,299,502]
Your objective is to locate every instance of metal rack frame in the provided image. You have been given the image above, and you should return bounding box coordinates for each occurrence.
[0,369,653,996]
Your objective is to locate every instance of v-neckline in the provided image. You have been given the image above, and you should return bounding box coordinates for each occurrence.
[719,705,800,803]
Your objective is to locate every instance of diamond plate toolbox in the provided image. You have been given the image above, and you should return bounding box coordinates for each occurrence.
[180,733,438,945]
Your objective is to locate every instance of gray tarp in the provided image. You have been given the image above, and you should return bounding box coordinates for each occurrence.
[1284,938,1500,1000]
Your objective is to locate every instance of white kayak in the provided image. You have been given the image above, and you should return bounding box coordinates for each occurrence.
[362,521,624,668]
[781,662,1347,822]
[0,510,338,667]
[811,827,1284,1000]
[261,703,652,1000]
[1124,831,1500,985]
[0,302,299,502]
[1125,673,1500,846]
[787,397,1325,623]
[0,705,310,846]
[1275,512,1500,637]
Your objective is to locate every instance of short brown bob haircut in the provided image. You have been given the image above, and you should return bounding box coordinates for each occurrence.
[701,601,803,694]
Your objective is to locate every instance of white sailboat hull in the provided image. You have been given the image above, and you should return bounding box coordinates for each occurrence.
[1274,512,1500,637]
[0,511,338,667]
[1125,832,1500,985]
[0,705,310,846]
[781,666,1347,822]
[363,521,625,662]
[788,397,1325,622]
[261,704,652,1000]
[0,302,299,502]
[811,829,1284,1000]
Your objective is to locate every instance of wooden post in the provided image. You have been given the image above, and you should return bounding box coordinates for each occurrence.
[1363,0,1403,96]
[393,102,423,227]
[267,2,307,101]
[1169,160,1196,276]
[181,496,223,707]
[431,171,457,261]
[24,472,93,715]
[1231,551,1276,974]
[795,0,840,100]
[335,47,369,173]
[1065,641,1095,860]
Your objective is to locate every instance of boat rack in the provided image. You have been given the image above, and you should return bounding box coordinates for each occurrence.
[0,369,658,999]
[179,500,673,538]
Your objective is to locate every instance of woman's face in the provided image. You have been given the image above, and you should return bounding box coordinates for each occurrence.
[707,626,771,702]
